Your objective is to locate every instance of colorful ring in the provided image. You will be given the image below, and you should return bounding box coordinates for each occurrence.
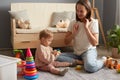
[25,72,37,75]
[25,65,36,68]
[25,72,37,76]
[24,69,37,74]
[26,63,35,66]
[26,61,34,64]
[26,59,34,62]
[26,57,33,59]
[24,74,39,79]
[26,68,36,71]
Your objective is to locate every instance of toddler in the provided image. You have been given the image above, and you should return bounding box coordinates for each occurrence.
[35,29,83,76]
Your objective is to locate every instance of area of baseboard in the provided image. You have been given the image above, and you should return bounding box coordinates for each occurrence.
[0,48,13,51]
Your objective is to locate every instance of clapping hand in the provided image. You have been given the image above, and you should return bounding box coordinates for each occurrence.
[72,21,79,36]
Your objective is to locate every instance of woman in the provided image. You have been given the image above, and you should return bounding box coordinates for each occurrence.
[56,0,106,73]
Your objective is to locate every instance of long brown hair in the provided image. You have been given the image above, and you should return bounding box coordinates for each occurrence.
[76,0,92,21]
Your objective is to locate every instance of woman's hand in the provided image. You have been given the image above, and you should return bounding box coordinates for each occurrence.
[83,18,99,46]
[64,21,79,45]
[83,18,90,29]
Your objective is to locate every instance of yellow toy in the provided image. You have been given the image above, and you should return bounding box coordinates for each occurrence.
[75,65,82,70]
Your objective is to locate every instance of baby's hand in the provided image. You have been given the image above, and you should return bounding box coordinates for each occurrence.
[53,50,58,55]
[53,49,61,56]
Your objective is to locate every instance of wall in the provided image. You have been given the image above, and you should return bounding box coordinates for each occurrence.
[90,0,116,45]
[90,0,104,44]
[103,0,116,35]
[0,0,104,48]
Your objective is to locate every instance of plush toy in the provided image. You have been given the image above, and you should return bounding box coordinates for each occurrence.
[105,56,118,69]
[13,49,25,60]
[13,49,23,58]
[17,19,31,29]
[56,19,70,28]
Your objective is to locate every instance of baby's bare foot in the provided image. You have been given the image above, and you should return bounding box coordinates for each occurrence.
[59,68,68,76]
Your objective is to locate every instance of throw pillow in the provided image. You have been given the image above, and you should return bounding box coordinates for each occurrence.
[9,10,32,29]
[51,11,75,27]
[8,10,29,21]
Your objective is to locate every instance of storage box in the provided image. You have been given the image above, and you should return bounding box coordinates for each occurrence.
[0,55,20,80]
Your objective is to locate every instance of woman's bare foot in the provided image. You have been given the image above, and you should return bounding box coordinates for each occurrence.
[75,60,83,65]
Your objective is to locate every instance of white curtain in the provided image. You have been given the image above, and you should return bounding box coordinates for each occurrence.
[115,0,120,25]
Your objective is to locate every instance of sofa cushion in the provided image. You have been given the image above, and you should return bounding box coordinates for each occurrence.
[16,27,67,33]
[47,27,67,32]
[16,28,40,33]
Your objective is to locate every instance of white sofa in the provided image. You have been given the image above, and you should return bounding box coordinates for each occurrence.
[10,3,75,49]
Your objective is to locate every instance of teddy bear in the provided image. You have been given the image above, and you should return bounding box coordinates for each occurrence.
[17,19,31,29]
[56,19,70,28]
[105,56,118,69]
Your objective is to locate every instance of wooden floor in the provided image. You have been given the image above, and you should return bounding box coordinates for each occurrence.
[1,46,119,80]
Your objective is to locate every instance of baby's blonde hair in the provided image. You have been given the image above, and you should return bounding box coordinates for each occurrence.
[39,29,53,39]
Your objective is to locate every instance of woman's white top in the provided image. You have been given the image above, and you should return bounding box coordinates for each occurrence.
[68,18,99,55]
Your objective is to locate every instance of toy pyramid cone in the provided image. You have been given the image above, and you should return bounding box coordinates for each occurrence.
[24,48,39,80]
[26,48,32,57]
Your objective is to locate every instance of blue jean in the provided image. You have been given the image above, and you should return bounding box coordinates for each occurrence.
[56,48,104,73]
